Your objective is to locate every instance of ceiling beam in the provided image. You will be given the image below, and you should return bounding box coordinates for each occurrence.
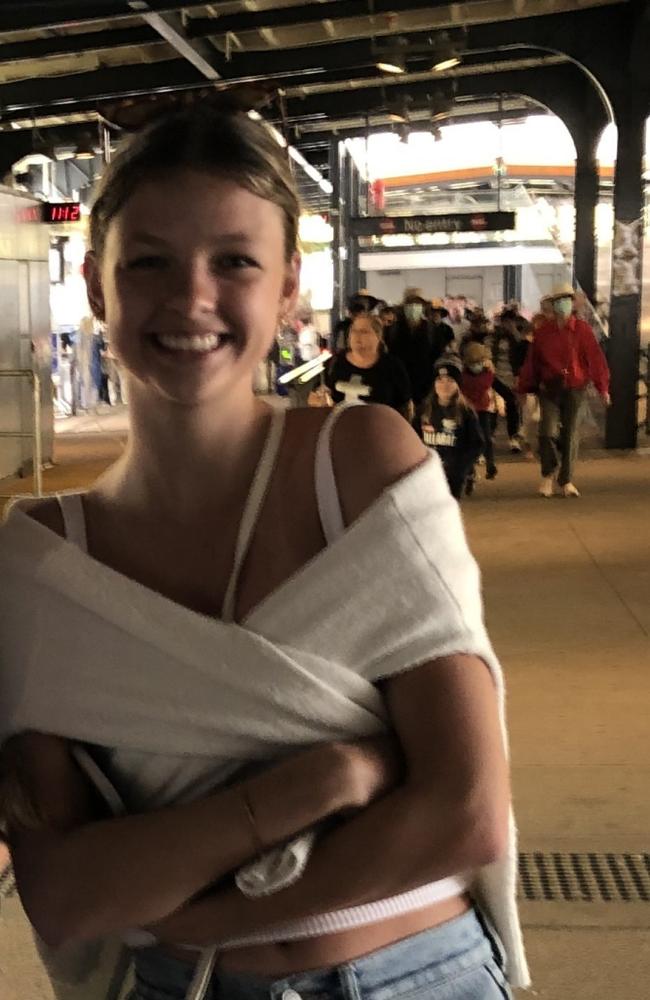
[292,105,542,147]
[0,2,197,34]
[282,54,568,101]
[0,46,556,124]
[0,59,202,114]
[139,9,225,79]
[0,25,161,64]
[174,7,599,80]
[186,0,451,38]
[288,61,608,149]
[187,0,625,52]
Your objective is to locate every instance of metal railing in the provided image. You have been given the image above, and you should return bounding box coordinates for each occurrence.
[0,369,43,498]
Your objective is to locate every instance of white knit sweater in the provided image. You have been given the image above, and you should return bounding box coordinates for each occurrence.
[0,453,529,989]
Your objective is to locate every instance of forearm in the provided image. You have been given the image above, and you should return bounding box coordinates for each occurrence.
[13,745,353,947]
[151,783,502,947]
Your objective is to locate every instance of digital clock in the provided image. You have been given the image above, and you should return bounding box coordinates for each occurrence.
[42,202,81,223]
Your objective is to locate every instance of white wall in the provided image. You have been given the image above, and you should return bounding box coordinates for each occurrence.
[521,263,568,315]
[365,265,505,313]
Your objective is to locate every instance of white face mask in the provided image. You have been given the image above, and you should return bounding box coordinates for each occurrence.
[468,363,484,374]
[404,303,424,324]
[553,297,573,319]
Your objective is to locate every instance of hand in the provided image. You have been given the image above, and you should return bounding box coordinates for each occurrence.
[338,735,403,810]
[603,392,611,406]
[307,386,333,408]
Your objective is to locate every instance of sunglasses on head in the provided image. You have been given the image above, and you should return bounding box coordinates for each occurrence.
[98,82,276,132]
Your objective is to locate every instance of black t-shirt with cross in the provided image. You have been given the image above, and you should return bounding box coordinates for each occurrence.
[325,352,412,411]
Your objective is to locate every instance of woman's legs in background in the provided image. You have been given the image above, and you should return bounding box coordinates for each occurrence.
[477,412,497,479]
[492,378,521,447]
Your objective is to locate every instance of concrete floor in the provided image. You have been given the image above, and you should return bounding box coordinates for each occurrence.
[1,423,649,999]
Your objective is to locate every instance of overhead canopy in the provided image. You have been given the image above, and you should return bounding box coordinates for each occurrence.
[0,1,632,209]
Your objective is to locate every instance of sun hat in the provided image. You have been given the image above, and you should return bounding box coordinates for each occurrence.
[464,341,489,366]
[550,282,576,300]
[430,297,450,318]
[403,287,428,304]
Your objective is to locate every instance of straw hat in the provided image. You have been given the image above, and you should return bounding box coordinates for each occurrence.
[430,297,450,318]
[464,341,489,366]
[550,282,576,300]
[403,286,428,304]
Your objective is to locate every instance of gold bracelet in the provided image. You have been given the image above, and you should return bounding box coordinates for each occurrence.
[241,786,265,856]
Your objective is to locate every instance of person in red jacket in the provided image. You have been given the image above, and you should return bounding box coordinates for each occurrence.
[517,283,610,498]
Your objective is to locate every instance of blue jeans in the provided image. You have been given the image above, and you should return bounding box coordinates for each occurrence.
[132,909,512,999]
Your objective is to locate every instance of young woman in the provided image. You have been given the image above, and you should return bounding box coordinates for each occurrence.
[325,313,412,416]
[0,108,527,1000]
[420,360,484,500]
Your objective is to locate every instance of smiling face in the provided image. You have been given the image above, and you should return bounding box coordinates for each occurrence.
[85,169,299,408]
[434,373,459,405]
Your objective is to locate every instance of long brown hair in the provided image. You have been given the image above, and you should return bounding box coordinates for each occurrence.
[421,380,472,426]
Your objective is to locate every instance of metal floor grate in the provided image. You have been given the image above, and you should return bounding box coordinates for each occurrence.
[519,852,650,903]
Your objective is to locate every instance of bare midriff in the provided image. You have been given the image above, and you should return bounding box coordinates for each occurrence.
[164,893,471,977]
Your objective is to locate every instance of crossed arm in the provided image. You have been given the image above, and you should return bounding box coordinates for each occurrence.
[5,406,510,949]
[149,651,509,947]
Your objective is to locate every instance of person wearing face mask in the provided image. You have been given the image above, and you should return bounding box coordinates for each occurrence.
[461,342,498,484]
[428,299,456,361]
[517,283,610,498]
[384,289,437,419]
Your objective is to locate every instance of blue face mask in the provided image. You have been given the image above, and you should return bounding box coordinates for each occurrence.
[553,297,573,319]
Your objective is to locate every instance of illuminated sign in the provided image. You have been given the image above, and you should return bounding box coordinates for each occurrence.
[14,202,82,224]
[42,202,82,223]
[350,212,516,237]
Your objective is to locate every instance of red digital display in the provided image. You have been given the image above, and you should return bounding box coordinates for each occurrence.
[43,202,81,223]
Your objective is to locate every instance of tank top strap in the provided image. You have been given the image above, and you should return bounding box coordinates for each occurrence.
[56,493,89,552]
[221,407,286,623]
[314,403,359,545]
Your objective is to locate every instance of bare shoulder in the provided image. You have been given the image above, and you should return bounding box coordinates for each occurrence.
[330,405,428,526]
[5,496,64,536]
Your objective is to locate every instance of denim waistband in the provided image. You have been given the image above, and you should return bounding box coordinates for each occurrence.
[133,908,507,1000]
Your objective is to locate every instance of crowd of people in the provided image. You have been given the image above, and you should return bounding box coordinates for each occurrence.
[313,282,610,500]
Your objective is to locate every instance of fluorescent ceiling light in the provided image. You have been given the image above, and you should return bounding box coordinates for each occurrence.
[256,114,333,195]
[433,56,461,72]
[288,146,333,194]
[376,57,405,74]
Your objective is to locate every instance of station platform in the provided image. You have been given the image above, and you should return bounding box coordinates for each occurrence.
[1,421,649,999]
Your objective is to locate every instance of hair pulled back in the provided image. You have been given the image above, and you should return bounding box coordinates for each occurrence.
[350,312,385,353]
[89,108,301,262]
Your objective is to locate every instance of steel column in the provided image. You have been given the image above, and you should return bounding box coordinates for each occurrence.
[573,148,600,304]
[605,103,645,450]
